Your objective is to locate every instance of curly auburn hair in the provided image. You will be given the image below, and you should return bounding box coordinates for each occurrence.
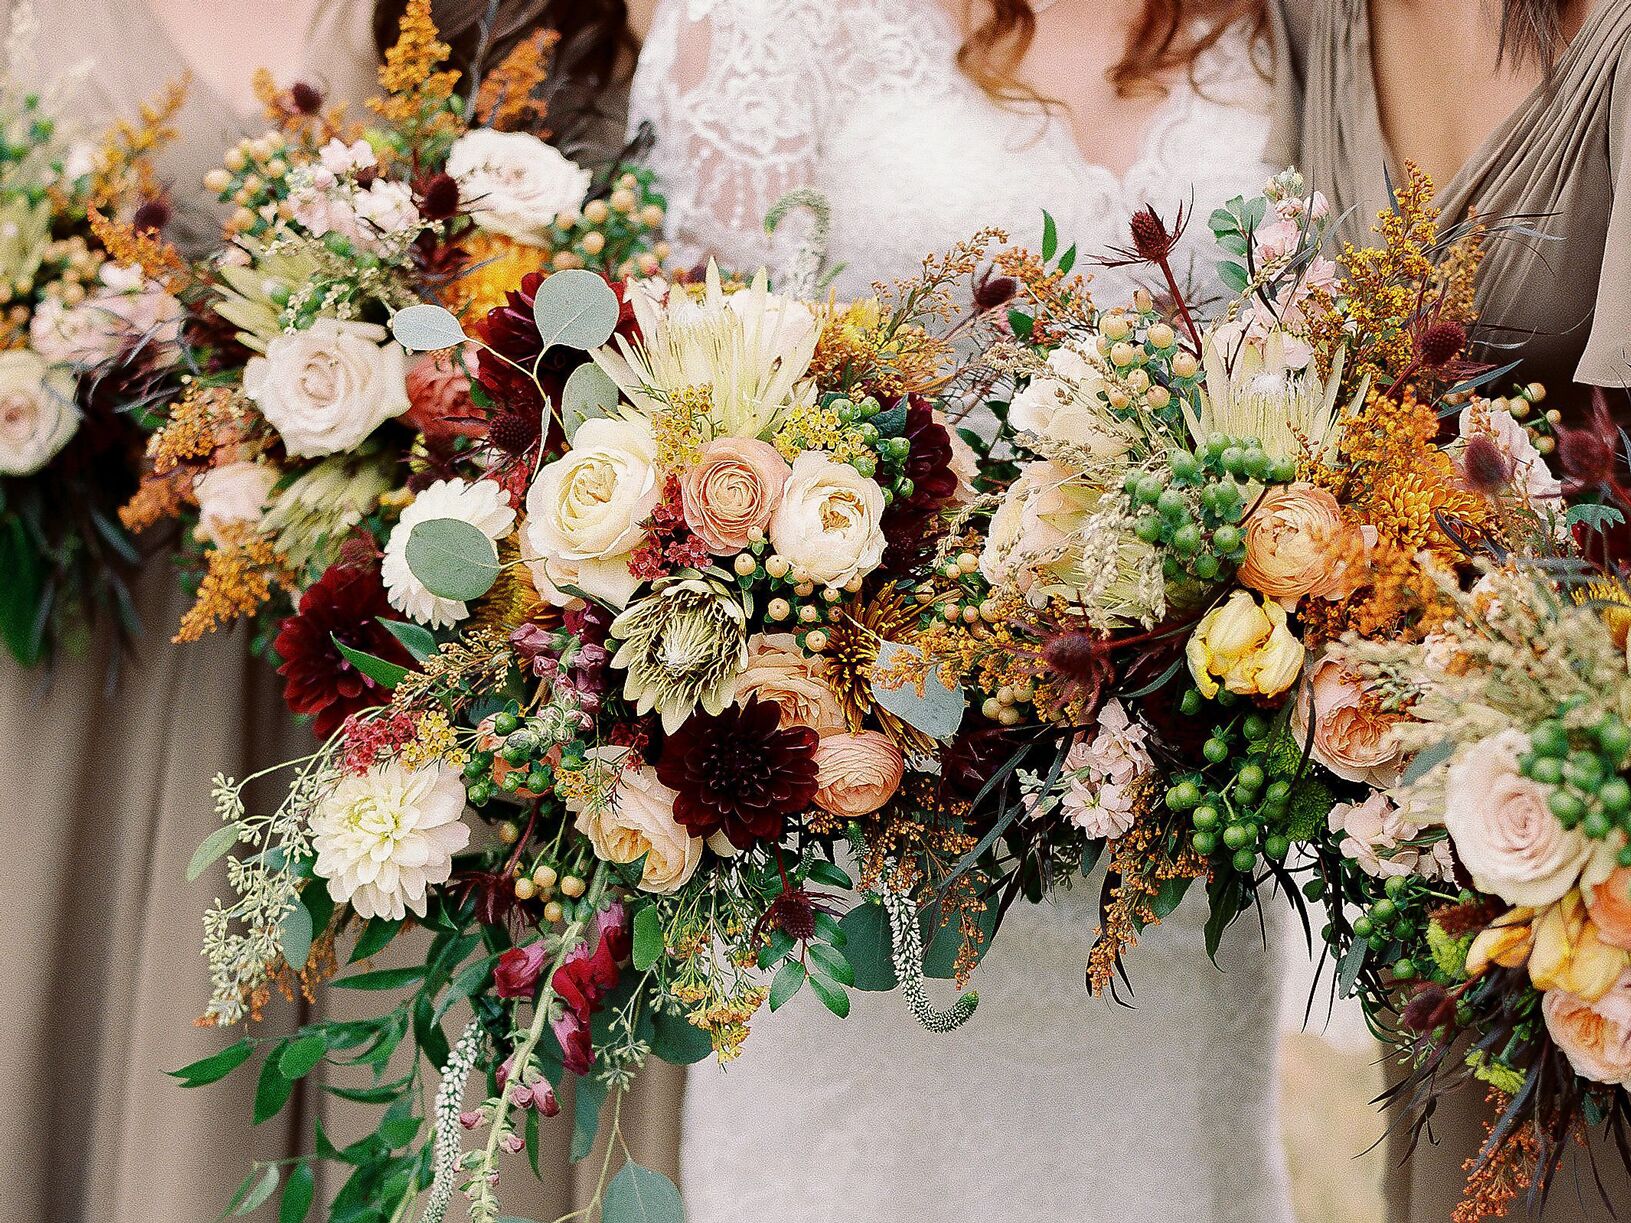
[954,0,1267,102]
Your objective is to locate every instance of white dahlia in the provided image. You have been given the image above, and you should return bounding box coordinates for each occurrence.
[311,760,471,921]
[381,477,516,628]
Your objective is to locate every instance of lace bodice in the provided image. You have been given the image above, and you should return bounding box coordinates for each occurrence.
[631,0,1277,302]
[631,5,1290,1220]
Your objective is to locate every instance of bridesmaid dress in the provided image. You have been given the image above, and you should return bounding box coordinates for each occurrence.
[1271,3,1631,1218]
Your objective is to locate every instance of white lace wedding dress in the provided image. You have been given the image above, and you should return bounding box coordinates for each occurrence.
[630,4,1293,1219]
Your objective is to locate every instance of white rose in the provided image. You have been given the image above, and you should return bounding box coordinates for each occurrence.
[523,417,659,608]
[567,749,702,895]
[1444,729,1618,907]
[244,319,410,457]
[768,452,886,587]
[446,129,591,246]
[0,349,79,476]
[193,461,278,546]
[382,478,517,629]
[1009,342,1121,449]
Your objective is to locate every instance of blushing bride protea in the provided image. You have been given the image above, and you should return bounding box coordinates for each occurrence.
[311,760,471,921]
[609,572,750,733]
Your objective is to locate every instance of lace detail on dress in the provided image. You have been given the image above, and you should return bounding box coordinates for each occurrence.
[630,5,1290,1219]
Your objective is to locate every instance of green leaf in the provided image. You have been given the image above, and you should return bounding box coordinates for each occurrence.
[323,1077,411,1104]
[0,515,44,666]
[229,1165,280,1217]
[1401,738,1455,786]
[1337,937,1369,1000]
[631,905,663,972]
[921,900,997,980]
[837,903,896,991]
[390,303,467,351]
[1150,877,1193,921]
[650,1009,713,1065]
[254,1051,295,1124]
[379,1111,422,1149]
[170,1038,254,1086]
[1055,243,1077,275]
[378,617,437,661]
[301,885,335,947]
[331,636,409,690]
[402,517,500,603]
[571,1076,607,1162]
[1567,502,1626,532]
[769,959,805,1011]
[349,917,401,963]
[806,972,850,1018]
[279,1163,315,1223]
[1040,209,1058,261]
[1217,260,1250,294]
[602,1162,684,1223]
[332,965,427,991]
[806,942,854,987]
[187,823,241,883]
[531,268,621,352]
[806,860,852,889]
[870,640,963,740]
[278,1033,327,1080]
[280,903,314,972]
[562,361,620,440]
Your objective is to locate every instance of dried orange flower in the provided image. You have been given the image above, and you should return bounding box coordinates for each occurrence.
[173,529,290,643]
[475,29,560,132]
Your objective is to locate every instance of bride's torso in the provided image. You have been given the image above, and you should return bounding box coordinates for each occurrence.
[631,0,1276,303]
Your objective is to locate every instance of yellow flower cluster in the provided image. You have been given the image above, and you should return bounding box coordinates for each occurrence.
[401,710,467,771]
[368,0,461,148]
[173,529,290,643]
[771,399,869,466]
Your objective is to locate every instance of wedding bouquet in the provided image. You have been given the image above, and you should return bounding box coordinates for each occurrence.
[909,168,1555,997]
[172,211,1016,1218]
[0,9,186,674]
[121,0,666,688]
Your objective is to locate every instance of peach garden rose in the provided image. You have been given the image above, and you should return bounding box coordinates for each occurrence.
[1291,654,1407,786]
[1543,970,1631,1086]
[812,731,905,817]
[569,752,703,895]
[732,633,846,733]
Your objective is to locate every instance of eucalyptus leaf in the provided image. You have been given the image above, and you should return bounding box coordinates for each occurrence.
[402,517,500,603]
[571,1076,607,1162]
[531,268,621,353]
[279,902,314,972]
[650,1009,713,1065]
[1400,739,1455,786]
[187,823,241,883]
[390,303,467,351]
[561,361,620,439]
[602,1163,684,1223]
[870,640,963,741]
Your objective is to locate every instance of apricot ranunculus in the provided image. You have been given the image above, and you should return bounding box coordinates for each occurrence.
[732,633,846,733]
[1238,482,1365,605]
[680,437,790,554]
[1291,654,1407,786]
[812,731,905,817]
[1543,970,1631,1086]
[1589,868,1631,950]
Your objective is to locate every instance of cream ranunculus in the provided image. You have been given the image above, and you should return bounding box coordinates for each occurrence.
[1291,654,1407,786]
[812,730,905,817]
[310,760,471,921]
[680,436,790,554]
[1238,482,1366,605]
[732,632,846,732]
[244,319,410,457]
[193,460,279,546]
[523,417,659,608]
[0,349,78,476]
[1444,729,1615,907]
[1185,591,1305,699]
[446,129,591,246]
[568,750,702,894]
[768,452,886,587]
[1543,970,1631,1086]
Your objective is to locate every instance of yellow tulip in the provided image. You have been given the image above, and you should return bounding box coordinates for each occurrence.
[1185,590,1307,700]
[1529,891,1631,1003]
[1466,906,1539,978]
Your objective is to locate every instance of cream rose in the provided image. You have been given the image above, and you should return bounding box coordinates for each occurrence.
[680,437,790,554]
[732,633,846,732]
[568,752,702,894]
[244,319,410,457]
[0,350,78,476]
[1543,971,1631,1086]
[193,461,278,546]
[1291,654,1407,786]
[769,452,886,588]
[1008,341,1128,454]
[1444,729,1613,907]
[446,129,592,246]
[523,417,659,608]
[1238,482,1365,605]
[812,731,905,817]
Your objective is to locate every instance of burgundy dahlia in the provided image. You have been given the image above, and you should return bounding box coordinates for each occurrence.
[880,395,959,571]
[657,696,820,849]
[273,561,413,738]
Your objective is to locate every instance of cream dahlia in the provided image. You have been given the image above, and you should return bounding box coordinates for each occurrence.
[310,760,471,921]
[381,477,516,628]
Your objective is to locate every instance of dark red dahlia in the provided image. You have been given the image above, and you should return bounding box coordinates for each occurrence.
[880,396,959,571]
[273,561,413,737]
[657,696,820,849]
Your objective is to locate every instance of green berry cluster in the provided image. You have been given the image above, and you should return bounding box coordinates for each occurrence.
[826,392,916,500]
[1519,711,1631,863]
[1350,873,1430,978]
[1126,435,1293,583]
[1167,694,1293,874]
[462,704,579,808]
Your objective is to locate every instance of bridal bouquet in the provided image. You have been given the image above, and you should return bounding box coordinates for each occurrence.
[910,168,1556,995]
[121,0,666,681]
[0,14,186,674]
[172,221,1009,1218]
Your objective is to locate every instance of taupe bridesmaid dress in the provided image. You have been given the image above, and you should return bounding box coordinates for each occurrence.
[0,3,679,1219]
[1271,2,1631,1218]
[1271,0,1631,414]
